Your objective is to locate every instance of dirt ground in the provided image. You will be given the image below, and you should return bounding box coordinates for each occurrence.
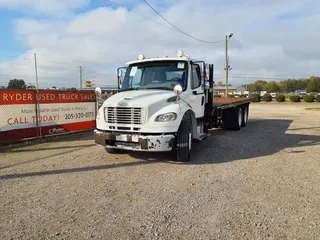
[1,103,320,240]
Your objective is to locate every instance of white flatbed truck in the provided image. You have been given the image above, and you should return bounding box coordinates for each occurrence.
[94,51,252,162]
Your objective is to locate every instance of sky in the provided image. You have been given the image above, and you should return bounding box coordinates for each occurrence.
[0,0,320,89]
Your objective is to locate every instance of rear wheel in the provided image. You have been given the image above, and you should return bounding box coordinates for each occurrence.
[241,106,248,127]
[237,108,243,128]
[223,107,243,131]
[174,114,192,162]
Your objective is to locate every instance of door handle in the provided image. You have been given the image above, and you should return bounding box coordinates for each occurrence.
[192,91,204,95]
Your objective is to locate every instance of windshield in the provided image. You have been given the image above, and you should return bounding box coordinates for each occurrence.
[121,60,188,91]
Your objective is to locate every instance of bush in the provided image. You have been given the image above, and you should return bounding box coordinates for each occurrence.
[276,95,286,102]
[239,94,248,98]
[214,95,221,98]
[262,94,272,102]
[289,95,300,102]
[249,94,261,102]
[316,95,320,102]
[227,94,235,98]
[304,95,315,102]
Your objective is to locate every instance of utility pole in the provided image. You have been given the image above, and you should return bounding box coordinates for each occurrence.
[225,33,233,97]
[34,53,42,140]
[246,73,248,93]
[80,66,83,90]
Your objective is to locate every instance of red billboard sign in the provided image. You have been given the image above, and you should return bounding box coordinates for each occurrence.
[0,90,96,145]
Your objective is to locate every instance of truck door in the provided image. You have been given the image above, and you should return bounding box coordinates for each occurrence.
[189,63,205,118]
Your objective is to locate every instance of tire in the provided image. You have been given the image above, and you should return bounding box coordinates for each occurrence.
[241,106,248,127]
[105,147,121,154]
[174,114,192,162]
[223,107,242,131]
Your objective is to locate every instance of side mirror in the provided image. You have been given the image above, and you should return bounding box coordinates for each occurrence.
[173,85,183,95]
[204,81,210,90]
[205,64,210,80]
[117,67,127,91]
[95,87,102,97]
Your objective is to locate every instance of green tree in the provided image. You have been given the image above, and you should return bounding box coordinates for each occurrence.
[248,80,267,92]
[306,76,320,92]
[26,84,36,89]
[247,77,317,94]
[264,81,280,92]
[296,78,308,90]
[7,79,26,89]
[286,79,297,93]
[216,81,224,86]
[273,79,307,93]
[249,93,261,102]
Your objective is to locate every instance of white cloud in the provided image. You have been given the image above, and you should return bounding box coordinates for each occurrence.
[0,0,89,16]
[1,0,320,88]
[67,7,127,36]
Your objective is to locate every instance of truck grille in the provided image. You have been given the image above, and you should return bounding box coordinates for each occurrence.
[104,107,145,125]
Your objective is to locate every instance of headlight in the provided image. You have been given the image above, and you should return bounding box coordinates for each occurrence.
[96,111,100,119]
[155,112,177,122]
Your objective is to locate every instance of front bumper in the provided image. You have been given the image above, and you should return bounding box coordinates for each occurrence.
[94,129,175,152]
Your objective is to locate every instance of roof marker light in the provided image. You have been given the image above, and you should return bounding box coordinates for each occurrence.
[138,54,145,60]
[177,50,184,57]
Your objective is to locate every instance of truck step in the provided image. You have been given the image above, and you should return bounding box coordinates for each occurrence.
[194,133,210,142]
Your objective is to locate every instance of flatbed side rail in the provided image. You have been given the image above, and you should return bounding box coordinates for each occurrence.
[213,98,253,110]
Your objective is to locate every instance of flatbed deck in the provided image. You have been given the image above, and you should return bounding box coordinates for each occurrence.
[213,97,252,109]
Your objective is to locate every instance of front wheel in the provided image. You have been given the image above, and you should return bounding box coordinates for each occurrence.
[105,148,121,154]
[174,115,192,162]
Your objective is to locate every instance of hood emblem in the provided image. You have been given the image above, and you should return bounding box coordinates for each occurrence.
[118,101,128,106]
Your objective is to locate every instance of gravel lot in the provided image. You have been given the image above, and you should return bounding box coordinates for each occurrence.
[1,103,320,240]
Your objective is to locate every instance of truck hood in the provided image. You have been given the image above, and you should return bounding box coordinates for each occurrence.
[104,90,176,108]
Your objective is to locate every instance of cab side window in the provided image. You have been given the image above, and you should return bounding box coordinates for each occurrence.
[191,64,201,89]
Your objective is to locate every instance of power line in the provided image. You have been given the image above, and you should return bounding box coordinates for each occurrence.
[142,0,224,44]
[105,0,173,29]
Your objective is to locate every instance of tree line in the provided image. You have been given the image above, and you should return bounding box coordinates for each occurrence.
[1,79,77,90]
[2,77,320,93]
[243,76,320,93]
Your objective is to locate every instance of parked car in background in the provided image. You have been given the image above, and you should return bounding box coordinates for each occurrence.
[295,89,307,94]
[299,92,307,99]
[270,93,277,99]
[260,91,267,96]
[308,92,320,97]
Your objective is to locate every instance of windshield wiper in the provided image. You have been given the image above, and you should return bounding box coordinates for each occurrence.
[142,87,173,91]
[121,87,140,92]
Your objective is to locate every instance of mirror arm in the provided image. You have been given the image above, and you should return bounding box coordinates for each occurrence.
[117,67,127,92]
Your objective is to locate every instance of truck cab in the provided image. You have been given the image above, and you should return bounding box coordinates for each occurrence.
[94,50,251,162]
